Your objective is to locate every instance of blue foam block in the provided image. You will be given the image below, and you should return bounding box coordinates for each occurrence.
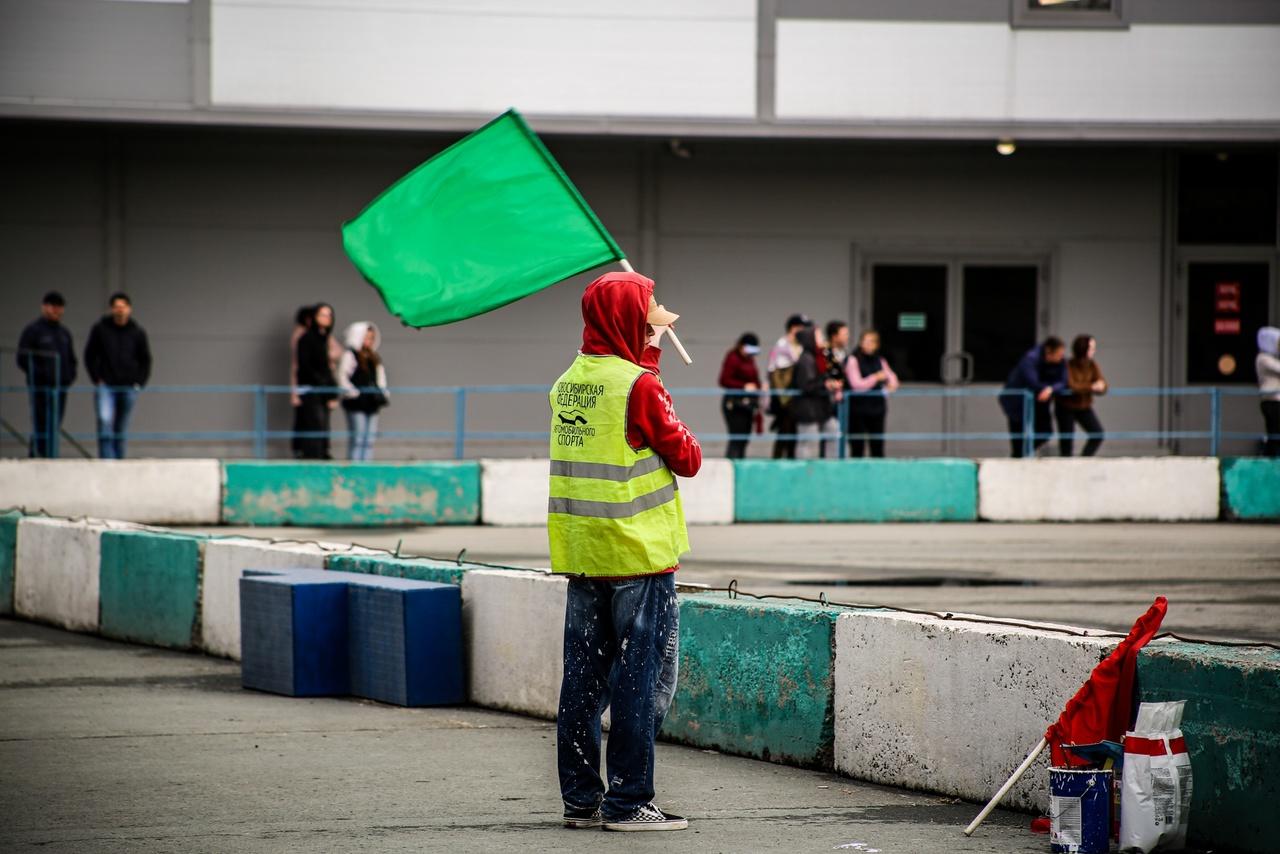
[239,573,349,697]
[347,577,464,706]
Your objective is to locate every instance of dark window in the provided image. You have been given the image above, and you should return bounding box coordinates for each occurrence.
[1178,152,1279,246]
[1186,261,1271,384]
[872,264,947,383]
[962,265,1040,383]
[1012,0,1126,28]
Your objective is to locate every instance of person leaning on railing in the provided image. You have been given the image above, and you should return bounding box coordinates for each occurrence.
[1258,326,1280,458]
[717,332,761,459]
[1055,334,1107,457]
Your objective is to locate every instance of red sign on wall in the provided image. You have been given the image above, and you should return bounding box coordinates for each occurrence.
[1216,282,1241,299]
[1215,318,1241,335]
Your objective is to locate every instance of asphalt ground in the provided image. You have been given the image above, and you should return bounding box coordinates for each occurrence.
[192,522,1280,644]
[0,617,1054,854]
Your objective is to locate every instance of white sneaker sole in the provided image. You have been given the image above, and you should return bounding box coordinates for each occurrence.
[603,819,689,832]
[563,818,603,829]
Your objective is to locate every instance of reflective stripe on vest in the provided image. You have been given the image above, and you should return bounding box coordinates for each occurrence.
[547,354,689,577]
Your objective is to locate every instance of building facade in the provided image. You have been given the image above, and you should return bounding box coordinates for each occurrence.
[2,0,1278,457]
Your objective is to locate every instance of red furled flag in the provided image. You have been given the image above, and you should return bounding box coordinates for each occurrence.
[1045,596,1168,766]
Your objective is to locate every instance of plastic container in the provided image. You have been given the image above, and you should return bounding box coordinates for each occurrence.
[1049,767,1113,854]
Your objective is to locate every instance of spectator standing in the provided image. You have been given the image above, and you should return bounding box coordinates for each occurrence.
[1000,337,1067,457]
[1056,334,1108,457]
[820,320,850,457]
[1258,326,1280,457]
[791,326,840,459]
[718,332,761,459]
[845,329,900,458]
[767,313,811,458]
[338,322,390,461]
[289,305,315,459]
[84,292,152,459]
[15,291,76,457]
[295,302,338,459]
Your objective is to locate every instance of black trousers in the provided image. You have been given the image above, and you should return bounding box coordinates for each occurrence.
[296,394,332,460]
[847,410,886,458]
[722,400,754,459]
[27,388,68,458]
[1263,400,1280,458]
[1006,402,1053,458]
[1056,405,1104,457]
[771,409,797,459]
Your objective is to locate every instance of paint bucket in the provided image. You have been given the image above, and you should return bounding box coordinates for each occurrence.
[1049,767,1113,854]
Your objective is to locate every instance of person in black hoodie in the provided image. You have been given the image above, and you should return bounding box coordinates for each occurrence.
[16,291,77,457]
[84,292,152,459]
[295,302,338,459]
[791,326,841,459]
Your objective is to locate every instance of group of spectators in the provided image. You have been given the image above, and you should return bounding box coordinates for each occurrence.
[16,290,151,459]
[718,314,1119,460]
[288,303,391,460]
[718,314,900,460]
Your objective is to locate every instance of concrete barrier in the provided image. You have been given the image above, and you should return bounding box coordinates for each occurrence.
[479,459,548,526]
[1221,457,1280,520]
[734,459,978,522]
[663,596,837,767]
[327,553,480,586]
[201,539,329,660]
[13,517,105,632]
[0,511,18,615]
[461,569,567,718]
[99,530,204,649]
[832,610,1114,810]
[222,462,481,526]
[0,459,221,524]
[1139,642,1280,853]
[978,457,1220,521]
[678,459,735,525]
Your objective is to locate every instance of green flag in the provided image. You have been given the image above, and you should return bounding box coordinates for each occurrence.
[342,109,624,327]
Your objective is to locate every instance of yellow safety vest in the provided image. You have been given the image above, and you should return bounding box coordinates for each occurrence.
[547,354,690,577]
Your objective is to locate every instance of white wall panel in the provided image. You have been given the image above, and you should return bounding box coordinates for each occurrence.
[778,20,1280,124]
[211,0,756,118]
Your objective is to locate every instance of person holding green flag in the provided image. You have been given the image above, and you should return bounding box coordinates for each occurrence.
[549,271,701,832]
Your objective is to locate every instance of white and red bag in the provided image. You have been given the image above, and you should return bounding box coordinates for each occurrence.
[1119,701,1193,853]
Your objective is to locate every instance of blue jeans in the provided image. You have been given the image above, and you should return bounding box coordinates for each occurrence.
[95,386,138,459]
[345,410,379,461]
[558,573,680,819]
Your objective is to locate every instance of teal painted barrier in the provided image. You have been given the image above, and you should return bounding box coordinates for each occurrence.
[1221,457,1280,520]
[1139,643,1280,854]
[326,553,480,587]
[0,511,18,615]
[662,595,838,768]
[99,530,203,649]
[222,462,481,527]
[733,459,978,522]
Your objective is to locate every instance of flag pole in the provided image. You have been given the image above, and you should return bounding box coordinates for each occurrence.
[962,736,1047,837]
[620,259,693,365]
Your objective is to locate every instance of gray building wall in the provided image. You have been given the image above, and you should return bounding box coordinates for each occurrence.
[8,122,1265,459]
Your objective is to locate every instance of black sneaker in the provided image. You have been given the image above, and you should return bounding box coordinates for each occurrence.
[562,806,603,829]
[603,803,688,832]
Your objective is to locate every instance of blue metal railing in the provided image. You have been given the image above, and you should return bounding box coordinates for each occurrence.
[0,382,1274,460]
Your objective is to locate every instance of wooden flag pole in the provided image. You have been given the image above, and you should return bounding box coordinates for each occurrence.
[620,259,693,365]
[962,737,1047,837]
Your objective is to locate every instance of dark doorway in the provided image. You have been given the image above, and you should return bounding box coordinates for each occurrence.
[1186,261,1271,384]
[962,265,1040,383]
[872,264,947,383]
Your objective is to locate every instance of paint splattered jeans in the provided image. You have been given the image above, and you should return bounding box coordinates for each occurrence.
[557,572,680,819]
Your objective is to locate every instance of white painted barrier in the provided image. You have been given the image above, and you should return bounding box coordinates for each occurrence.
[479,459,548,526]
[200,539,329,660]
[833,610,1116,810]
[14,517,105,632]
[462,568,566,718]
[678,458,734,525]
[978,458,1220,521]
[0,460,222,524]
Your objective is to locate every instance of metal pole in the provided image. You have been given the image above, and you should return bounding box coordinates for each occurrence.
[253,385,267,459]
[454,387,467,460]
[1209,387,1221,457]
[837,394,849,460]
[50,354,61,458]
[1022,390,1034,458]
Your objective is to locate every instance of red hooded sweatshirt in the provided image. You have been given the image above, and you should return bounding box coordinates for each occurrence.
[579,272,702,480]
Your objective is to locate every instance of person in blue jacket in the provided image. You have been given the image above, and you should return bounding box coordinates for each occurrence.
[1000,336,1067,457]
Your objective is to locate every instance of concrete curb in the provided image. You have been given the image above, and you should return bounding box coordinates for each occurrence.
[0,459,221,524]
[14,516,106,632]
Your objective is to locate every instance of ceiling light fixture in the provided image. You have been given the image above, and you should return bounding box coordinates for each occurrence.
[996,138,1017,156]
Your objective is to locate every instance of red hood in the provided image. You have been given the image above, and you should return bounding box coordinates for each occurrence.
[580,272,654,366]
